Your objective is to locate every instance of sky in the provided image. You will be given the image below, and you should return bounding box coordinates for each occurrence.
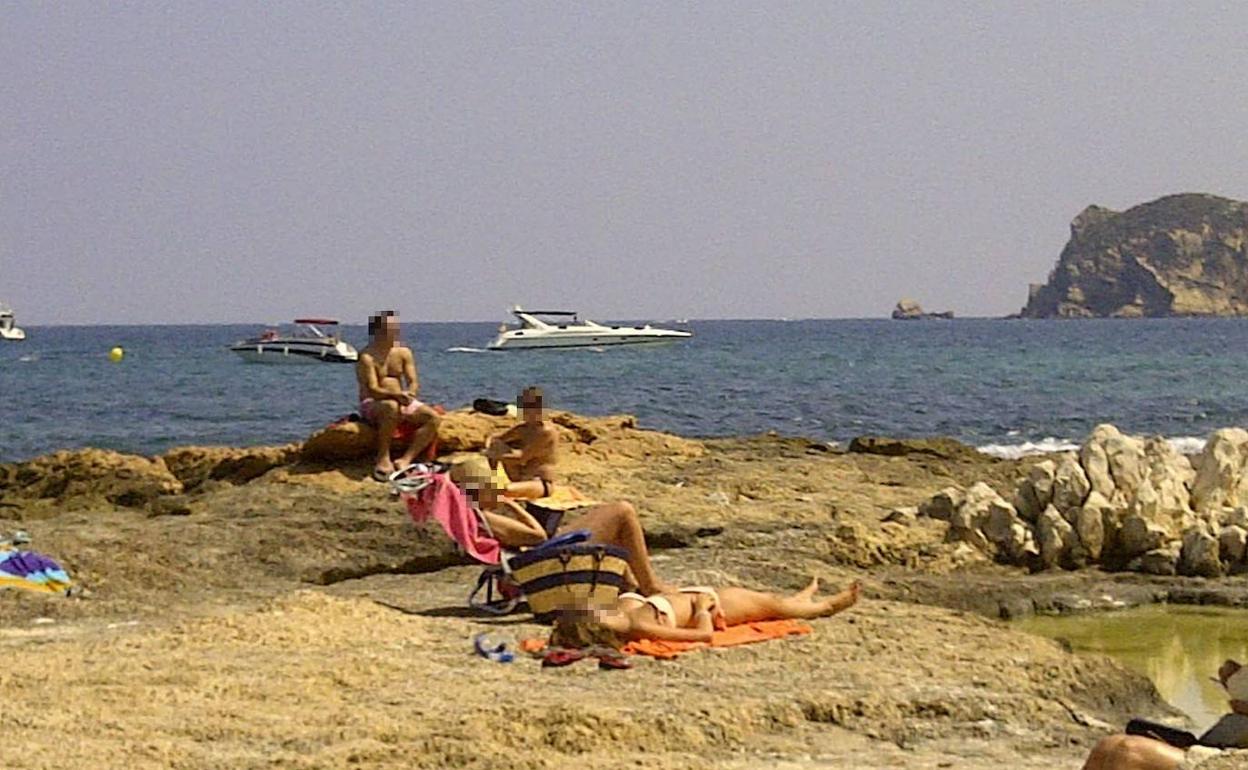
[3,2,1248,325]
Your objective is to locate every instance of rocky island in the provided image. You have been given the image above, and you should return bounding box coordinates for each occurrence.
[1021,193,1248,318]
[891,298,954,320]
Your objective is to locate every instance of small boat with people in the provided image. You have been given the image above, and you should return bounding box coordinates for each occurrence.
[0,302,26,341]
[229,318,358,364]
[487,306,692,351]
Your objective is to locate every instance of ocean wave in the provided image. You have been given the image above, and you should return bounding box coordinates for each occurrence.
[445,346,490,353]
[978,435,1208,459]
[976,438,1080,459]
[1166,436,1208,455]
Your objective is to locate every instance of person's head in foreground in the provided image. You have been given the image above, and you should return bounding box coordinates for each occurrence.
[549,607,626,651]
[1218,659,1248,714]
[519,385,544,425]
[450,456,502,507]
[367,310,399,343]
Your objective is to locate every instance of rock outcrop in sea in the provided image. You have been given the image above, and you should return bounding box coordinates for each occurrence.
[921,424,1248,576]
[891,298,953,320]
[1021,193,1248,318]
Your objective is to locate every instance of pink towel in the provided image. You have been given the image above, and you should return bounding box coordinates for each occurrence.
[403,473,501,565]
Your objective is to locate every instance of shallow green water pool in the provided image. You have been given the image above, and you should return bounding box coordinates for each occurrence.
[1017,605,1248,731]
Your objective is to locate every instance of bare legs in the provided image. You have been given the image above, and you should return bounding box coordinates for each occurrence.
[504,479,547,499]
[716,578,861,626]
[371,400,400,474]
[371,402,440,475]
[395,406,439,468]
[1081,736,1183,770]
[558,501,671,595]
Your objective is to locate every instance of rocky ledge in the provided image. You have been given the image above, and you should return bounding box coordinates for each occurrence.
[1021,193,1248,318]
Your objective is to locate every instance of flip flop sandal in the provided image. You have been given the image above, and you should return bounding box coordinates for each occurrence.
[541,648,586,668]
[371,467,393,482]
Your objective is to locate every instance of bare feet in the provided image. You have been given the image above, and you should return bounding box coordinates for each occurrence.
[797,577,821,601]
[819,580,861,616]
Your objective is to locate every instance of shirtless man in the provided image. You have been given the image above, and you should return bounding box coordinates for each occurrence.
[355,311,440,480]
[485,386,558,499]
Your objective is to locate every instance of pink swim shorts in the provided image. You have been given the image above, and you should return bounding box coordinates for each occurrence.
[359,397,425,425]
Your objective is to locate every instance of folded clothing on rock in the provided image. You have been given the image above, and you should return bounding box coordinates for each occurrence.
[0,549,73,595]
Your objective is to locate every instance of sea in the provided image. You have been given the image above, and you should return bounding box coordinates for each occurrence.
[1,318,1246,464]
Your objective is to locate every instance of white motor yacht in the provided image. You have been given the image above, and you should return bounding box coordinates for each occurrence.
[0,303,26,341]
[487,307,692,350]
[230,319,357,364]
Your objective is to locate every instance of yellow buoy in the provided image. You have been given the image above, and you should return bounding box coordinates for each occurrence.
[109,347,124,362]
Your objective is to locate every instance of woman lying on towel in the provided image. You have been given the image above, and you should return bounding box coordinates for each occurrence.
[550,578,861,648]
[451,456,672,595]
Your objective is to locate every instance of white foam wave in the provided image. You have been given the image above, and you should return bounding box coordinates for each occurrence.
[978,435,1208,459]
[976,438,1080,459]
[1166,436,1207,456]
[445,346,490,353]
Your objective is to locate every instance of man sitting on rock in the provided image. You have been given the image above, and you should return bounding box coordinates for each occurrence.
[485,386,559,499]
[355,310,440,481]
[1081,659,1248,770]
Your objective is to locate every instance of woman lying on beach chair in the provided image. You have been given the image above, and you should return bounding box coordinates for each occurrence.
[549,577,861,648]
[449,456,671,595]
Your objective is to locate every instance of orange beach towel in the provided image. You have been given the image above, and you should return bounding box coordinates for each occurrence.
[522,619,812,660]
[623,619,812,659]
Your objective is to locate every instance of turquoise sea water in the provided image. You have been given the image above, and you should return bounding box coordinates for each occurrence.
[2,318,1248,463]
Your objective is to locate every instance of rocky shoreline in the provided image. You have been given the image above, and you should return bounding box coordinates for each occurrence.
[2,411,1247,768]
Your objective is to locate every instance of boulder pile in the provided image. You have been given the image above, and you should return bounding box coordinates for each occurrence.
[919,424,1248,576]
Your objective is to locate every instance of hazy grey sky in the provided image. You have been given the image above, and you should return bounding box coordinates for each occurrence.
[3,2,1248,324]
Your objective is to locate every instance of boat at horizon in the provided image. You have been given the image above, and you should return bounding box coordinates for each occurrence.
[0,302,27,341]
[487,306,692,351]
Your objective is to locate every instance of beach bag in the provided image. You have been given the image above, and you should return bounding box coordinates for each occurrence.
[508,534,630,622]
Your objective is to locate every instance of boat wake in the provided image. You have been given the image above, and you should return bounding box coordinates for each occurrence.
[445,346,490,354]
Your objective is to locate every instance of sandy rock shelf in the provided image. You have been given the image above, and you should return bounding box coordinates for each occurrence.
[0,411,1243,768]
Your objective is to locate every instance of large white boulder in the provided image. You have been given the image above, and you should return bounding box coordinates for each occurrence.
[982,499,1037,563]
[1074,501,1107,561]
[1080,424,1122,501]
[1105,432,1148,506]
[1036,505,1074,569]
[1191,428,1248,514]
[1014,460,1057,522]
[1052,452,1091,516]
[946,482,1004,552]
[919,487,965,521]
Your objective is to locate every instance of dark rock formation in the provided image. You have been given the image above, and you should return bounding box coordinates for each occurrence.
[1021,193,1248,318]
